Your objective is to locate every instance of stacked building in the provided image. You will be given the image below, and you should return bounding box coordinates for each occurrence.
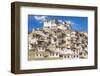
[28,20,88,60]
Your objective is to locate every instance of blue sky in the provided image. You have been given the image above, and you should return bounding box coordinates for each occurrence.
[28,15,88,32]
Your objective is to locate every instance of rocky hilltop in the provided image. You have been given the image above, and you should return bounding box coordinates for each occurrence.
[28,20,88,60]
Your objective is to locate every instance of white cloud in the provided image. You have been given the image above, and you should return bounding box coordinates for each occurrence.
[66,20,73,24]
[34,16,47,21]
[58,20,63,23]
[65,20,77,26]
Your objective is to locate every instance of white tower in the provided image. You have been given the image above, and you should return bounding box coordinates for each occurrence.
[44,20,57,28]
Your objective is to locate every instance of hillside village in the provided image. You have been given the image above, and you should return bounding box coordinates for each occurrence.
[28,20,88,60]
